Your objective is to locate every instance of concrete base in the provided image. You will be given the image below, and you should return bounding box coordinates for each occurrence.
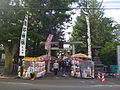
[117,70,120,74]
[94,64,104,75]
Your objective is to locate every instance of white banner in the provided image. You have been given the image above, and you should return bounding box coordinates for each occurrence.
[19,14,28,56]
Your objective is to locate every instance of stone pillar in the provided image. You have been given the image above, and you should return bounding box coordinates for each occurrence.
[117,46,120,74]
[0,51,2,66]
[92,46,104,75]
[72,44,75,55]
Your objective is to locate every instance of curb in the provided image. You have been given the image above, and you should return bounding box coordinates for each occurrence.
[0,76,16,79]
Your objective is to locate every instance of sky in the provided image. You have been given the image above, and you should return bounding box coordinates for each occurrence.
[98,0,120,23]
[64,0,120,41]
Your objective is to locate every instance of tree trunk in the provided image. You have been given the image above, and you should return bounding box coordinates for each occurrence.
[3,42,18,76]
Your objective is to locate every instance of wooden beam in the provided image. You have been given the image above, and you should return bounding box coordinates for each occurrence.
[40,41,82,45]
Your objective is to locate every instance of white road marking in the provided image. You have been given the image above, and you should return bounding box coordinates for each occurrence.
[0,82,33,85]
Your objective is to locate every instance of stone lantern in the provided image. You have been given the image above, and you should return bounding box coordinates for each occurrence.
[92,46,104,74]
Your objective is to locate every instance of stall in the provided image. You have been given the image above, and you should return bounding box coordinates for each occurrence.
[81,60,94,78]
[71,53,94,78]
[39,55,55,72]
[18,57,46,79]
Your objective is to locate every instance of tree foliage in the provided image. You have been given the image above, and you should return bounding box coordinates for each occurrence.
[0,0,26,75]
[0,0,75,74]
[70,0,120,65]
[100,41,119,65]
[24,0,75,56]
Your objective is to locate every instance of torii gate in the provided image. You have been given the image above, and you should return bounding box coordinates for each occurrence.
[43,41,82,72]
[44,41,82,56]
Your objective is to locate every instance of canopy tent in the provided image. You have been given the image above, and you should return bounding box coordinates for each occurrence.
[39,55,55,61]
[22,57,42,61]
[71,53,92,59]
[74,59,84,62]
[71,56,84,61]
[64,53,71,59]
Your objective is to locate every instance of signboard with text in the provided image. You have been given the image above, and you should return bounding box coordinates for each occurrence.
[19,14,28,56]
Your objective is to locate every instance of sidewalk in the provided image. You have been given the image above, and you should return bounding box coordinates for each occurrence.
[0,75,16,79]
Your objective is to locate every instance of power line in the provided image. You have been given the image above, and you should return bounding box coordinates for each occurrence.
[103,1,120,3]
[0,7,120,10]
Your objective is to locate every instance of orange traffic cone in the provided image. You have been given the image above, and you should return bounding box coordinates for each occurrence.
[97,72,101,79]
[100,73,107,82]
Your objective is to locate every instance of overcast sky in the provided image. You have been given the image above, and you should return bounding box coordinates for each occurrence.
[65,0,120,41]
[98,0,120,23]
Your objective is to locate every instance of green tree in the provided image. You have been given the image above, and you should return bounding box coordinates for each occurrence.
[100,41,119,65]
[0,0,75,75]
[0,0,26,75]
[70,0,120,64]
[24,0,74,56]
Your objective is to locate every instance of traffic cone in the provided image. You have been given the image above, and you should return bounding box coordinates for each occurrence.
[100,73,107,82]
[97,72,101,79]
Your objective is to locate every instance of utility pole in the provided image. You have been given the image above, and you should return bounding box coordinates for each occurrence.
[82,0,92,58]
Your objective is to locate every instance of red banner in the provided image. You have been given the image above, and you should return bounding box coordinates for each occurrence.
[45,34,53,50]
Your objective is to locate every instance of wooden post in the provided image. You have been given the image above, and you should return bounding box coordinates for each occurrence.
[47,47,51,73]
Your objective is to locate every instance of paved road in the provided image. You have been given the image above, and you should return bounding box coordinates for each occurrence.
[0,80,120,90]
[0,73,120,90]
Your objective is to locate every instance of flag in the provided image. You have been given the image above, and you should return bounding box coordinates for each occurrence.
[19,14,28,56]
[45,34,53,50]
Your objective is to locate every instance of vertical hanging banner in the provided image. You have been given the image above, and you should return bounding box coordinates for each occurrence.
[19,14,28,56]
[45,34,53,50]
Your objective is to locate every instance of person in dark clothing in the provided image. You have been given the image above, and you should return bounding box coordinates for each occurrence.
[66,60,70,72]
[61,60,67,77]
[67,60,72,73]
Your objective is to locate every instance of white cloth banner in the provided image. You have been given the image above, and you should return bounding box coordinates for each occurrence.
[45,34,53,50]
[19,14,28,56]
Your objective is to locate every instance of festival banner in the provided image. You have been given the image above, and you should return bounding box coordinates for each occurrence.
[45,34,53,50]
[19,14,28,56]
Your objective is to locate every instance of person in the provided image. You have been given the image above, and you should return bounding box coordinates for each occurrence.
[66,60,71,73]
[66,60,69,72]
[61,60,67,77]
[53,60,59,75]
[28,65,34,80]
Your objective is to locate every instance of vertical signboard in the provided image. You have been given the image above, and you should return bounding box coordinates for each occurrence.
[117,45,120,73]
[19,14,28,56]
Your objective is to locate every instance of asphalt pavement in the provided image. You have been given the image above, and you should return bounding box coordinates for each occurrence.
[0,72,120,90]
